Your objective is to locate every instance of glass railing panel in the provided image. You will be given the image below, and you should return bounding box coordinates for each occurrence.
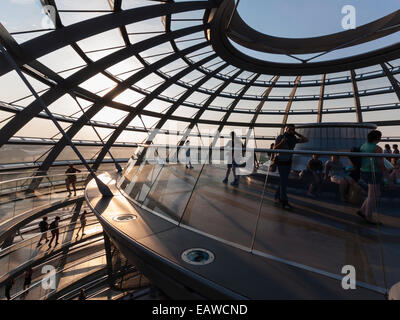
[0,173,91,224]
[251,150,398,294]
[141,163,203,223]
[179,162,264,250]
[121,162,164,204]
[371,159,400,296]
[0,219,102,278]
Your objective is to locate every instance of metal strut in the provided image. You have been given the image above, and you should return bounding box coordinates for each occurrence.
[0,44,113,197]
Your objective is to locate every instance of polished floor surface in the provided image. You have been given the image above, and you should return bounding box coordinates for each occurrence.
[87,165,400,298]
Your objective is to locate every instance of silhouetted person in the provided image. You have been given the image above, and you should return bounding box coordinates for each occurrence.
[274,124,308,208]
[267,143,275,158]
[185,140,193,169]
[79,289,87,300]
[306,154,323,197]
[65,164,81,196]
[384,144,392,162]
[357,130,389,225]
[5,278,14,300]
[390,162,400,185]
[325,155,355,202]
[37,216,49,246]
[48,216,60,248]
[393,144,399,165]
[223,131,243,187]
[77,210,87,237]
[348,146,362,182]
[23,267,33,291]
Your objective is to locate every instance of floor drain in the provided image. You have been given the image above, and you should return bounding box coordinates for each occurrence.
[112,214,137,222]
[181,248,214,265]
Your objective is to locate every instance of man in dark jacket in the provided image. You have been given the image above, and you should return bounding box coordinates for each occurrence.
[37,216,49,246]
[274,124,308,208]
[48,216,61,248]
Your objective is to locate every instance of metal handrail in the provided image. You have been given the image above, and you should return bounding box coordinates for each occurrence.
[11,251,106,300]
[130,144,400,158]
[0,215,98,256]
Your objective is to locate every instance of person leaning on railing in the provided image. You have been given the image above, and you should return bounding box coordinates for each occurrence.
[65,164,81,197]
[356,130,390,225]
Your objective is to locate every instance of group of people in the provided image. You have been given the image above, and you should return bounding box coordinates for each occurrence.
[384,144,400,164]
[37,210,87,248]
[306,154,361,202]
[37,216,61,248]
[272,125,393,225]
[4,210,88,299]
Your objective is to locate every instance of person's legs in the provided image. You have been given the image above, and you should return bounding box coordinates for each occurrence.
[339,179,348,201]
[223,166,231,183]
[66,179,71,195]
[48,232,55,247]
[367,183,380,222]
[55,231,59,245]
[275,164,282,201]
[331,176,346,201]
[81,222,86,235]
[37,232,47,246]
[361,184,373,218]
[72,181,76,196]
[231,164,239,186]
[308,174,317,196]
[277,164,290,203]
[76,225,81,237]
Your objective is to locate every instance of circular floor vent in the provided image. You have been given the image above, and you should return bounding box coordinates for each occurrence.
[181,248,215,265]
[112,214,137,222]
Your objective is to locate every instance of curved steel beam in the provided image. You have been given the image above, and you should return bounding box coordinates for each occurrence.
[281,75,302,133]
[90,54,218,171]
[0,24,207,148]
[133,62,229,165]
[0,1,214,76]
[382,62,400,102]
[350,70,363,123]
[211,73,261,147]
[175,68,244,155]
[317,74,326,123]
[227,2,400,55]
[28,42,212,187]
[208,0,400,75]
[245,75,279,143]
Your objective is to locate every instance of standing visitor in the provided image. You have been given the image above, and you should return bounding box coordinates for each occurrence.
[185,140,193,169]
[273,124,308,208]
[23,267,33,291]
[79,289,87,300]
[37,216,49,246]
[357,130,388,225]
[384,144,392,162]
[65,164,81,196]
[77,210,87,237]
[392,144,399,165]
[5,278,14,300]
[223,131,244,187]
[48,216,61,247]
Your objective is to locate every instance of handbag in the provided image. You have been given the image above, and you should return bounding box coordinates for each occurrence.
[269,155,277,172]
